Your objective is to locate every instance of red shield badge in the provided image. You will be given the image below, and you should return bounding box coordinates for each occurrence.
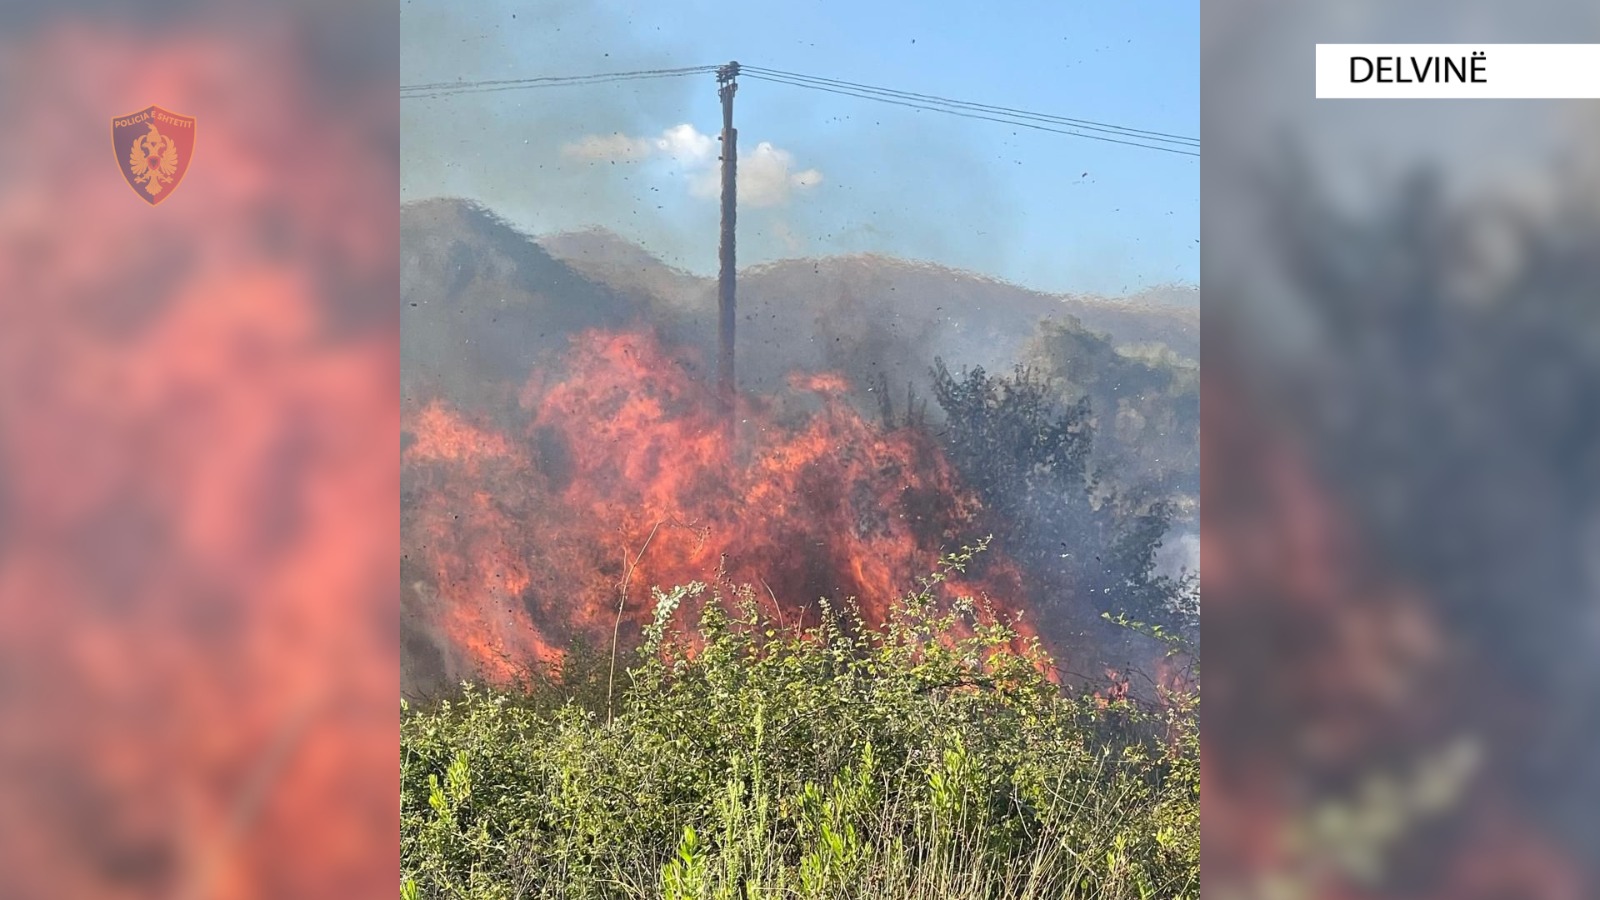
[112,105,196,205]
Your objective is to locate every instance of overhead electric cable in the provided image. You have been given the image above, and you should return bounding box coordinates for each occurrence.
[399,62,1198,157]
[742,65,1197,148]
[742,70,1197,157]
[402,65,718,99]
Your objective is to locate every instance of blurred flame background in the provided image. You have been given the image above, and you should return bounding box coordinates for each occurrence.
[1205,0,1600,896]
[0,1,397,897]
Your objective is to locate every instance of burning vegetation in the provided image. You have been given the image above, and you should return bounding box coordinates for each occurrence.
[403,327,1035,686]
[398,196,1202,897]
[400,198,1198,697]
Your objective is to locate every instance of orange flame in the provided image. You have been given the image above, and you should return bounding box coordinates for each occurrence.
[403,329,1035,683]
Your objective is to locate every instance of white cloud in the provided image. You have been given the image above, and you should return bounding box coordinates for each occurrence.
[738,141,825,209]
[562,125,822,208]
[653,123,716,164]
[561,132,656,162]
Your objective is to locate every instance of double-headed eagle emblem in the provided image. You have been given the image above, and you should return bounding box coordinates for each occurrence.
[112,105,195,205]
[127,123,180,196]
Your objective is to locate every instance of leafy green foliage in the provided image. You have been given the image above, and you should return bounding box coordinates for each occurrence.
[928,361,1193,629]
[401,548,1198,899]
[1023,319,1199,501]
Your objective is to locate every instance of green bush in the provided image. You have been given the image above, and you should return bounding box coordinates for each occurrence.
[401,545,1198,899]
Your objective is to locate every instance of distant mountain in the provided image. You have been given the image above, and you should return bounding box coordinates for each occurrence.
[402,199,1197,434]
[540,228,1198,366]
[401,199,641,417]
[1058,291,1197,358]
[536,227,707,314]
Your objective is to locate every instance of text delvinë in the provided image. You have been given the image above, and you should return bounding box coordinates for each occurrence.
[1350,51,1487,84]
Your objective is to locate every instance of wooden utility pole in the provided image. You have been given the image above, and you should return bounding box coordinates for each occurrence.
[716,61,739,411]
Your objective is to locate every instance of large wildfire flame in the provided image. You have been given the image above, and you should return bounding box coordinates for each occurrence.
[403,329,1034,684]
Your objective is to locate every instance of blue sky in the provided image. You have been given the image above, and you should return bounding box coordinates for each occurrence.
[402,0,1198,296]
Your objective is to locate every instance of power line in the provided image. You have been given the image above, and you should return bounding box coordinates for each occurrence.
[405,73,702,100]
[742,69,1197,157]
[402,65,717,94]
[744,73,1197,157]
[741,65,1197,147]
[402,65,718,99]
[399,62,1198,157]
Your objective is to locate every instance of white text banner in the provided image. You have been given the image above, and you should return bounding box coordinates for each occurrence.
[1316,44,1600,99]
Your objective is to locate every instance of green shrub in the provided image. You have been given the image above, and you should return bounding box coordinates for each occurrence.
[401,545,1198,899]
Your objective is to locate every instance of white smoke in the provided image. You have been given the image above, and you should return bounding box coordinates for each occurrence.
[561,132,657,163]
[1155,529,1200,580]
[728,141,824,208]
[563,124,821,209]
